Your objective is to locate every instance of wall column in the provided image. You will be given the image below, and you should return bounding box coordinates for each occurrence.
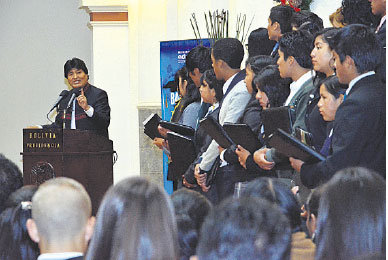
[80,0,140,183]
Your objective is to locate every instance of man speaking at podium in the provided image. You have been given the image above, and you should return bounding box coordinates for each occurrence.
[44,58,111,138]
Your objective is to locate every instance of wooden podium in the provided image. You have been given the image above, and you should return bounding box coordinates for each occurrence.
[21,128,114,215]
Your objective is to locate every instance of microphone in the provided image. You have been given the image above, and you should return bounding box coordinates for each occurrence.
[66,88,81,110]
[48,90,69,113]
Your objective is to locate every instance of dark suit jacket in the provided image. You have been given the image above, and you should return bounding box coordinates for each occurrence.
[51,84,111,138]
[300,74,386,188]
[376,20,386,83]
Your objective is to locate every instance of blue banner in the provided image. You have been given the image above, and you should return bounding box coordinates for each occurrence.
[160,39,211,194]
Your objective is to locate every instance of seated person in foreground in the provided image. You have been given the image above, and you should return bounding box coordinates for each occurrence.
[195,196,291,260]
[26,177,95,260]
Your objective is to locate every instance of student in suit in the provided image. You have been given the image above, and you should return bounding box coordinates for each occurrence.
[289,24,385,188]
[267,5,295,59]
[26,178,95,260]
[194,38,251,195]
[254,30,315,171]
[369,0,386,83]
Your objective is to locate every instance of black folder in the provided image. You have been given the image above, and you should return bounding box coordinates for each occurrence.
[167,132,197,178]
[222,123,261,153]
[268,128,325,163]
[143,113,162,139]
[159,121,195,137]
[261,107,293,140]
[199,117,235,149]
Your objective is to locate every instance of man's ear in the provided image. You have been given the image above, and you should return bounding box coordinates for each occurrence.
[26,218,40,243]
[288,56,295,65]
[85,216,96,243]
[310,213,317,230]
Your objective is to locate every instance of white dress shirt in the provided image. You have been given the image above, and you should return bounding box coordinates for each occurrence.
[284,71,314,106]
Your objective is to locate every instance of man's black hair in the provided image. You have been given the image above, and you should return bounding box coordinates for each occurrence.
[292,10,324,31]
[212,38,244,69]
[341,0,379,27]
[269,5,295,34]
[279,29,314,69]
[185,46,212,73]
[197,197,291,260]
[64,57,88,78]
[0,154,23,214]
[333,24,381,74]
[247,28,277,57]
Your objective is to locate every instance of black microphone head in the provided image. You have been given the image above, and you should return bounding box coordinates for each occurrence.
[60,90,69,96]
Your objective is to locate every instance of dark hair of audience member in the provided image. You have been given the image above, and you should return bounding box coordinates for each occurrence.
[64,57,89,78]
[332,24,381,74]
[242,177,301,232]
[212,38,244,69]
[341,0,379,27]
[291,10,324,31]
[245,55,275,74]
[247,28,277,57]
[304,186,324,238]
[320,76,347,99]
[0,154,23,214]
[197,197,291,260]
[298,22,323,35]
[200,69,224,102]
[315,167,385,260]
[0,185,39,260]
[185,46,212,74]
[86,177,179,260]
[269,5,295,34]
[173,66,201,108]
[279,29,314,69]
[171,189,212,260]
[253,65,291,107]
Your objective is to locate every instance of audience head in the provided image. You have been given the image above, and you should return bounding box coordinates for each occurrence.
[211,38,244,80]
[304,186,324,238]
[315,167,385,260]
[26,177,94,254]
[278,30,314,78]
[0,154,23,214]
[86,177,179,260]
[242,177,301,231]
[171,189,212,260]
[244,55,275,94]
[341,0,378,27]
[247,28,277,57]
[317,76,346,121]
[332,24,381,84]
[291,10,324,34]
[186,46,212,87]
[311,28,340,77]
[369,0,386,16]
[253,65,291,109]
[268,5,295,41]
[199,69,224,104]
[0,185,39,260]
[329,8,346,28]
[64,57,89,78]
[174,66,190,96]
[197,197,291,260]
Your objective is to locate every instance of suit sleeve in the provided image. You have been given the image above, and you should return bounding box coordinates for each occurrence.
[200,86,251,171]
[90,90,110,129]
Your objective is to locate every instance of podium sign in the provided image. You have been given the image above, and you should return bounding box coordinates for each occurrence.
[21,129,114,215]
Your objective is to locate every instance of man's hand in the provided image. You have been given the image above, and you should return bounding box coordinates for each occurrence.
[77,88,89,111]
[235,145,251,169]
[289,157,304,173]
[157,125,170,138]
[194,164,207,186]
[253,148,275,170]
